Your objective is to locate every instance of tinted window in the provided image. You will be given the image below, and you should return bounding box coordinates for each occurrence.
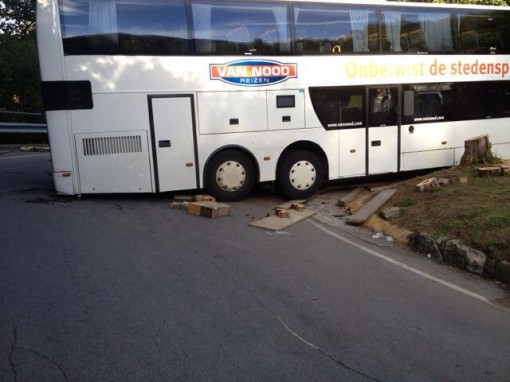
[456,10,510,54]
[456,82,501,120]
[497,82,510,118]
[369,87,398,127]
[191,0,290,55]
[402,83,454,124]
[381,7,454,53]
[293,4,379,54]
[59,0,190,55]
[309,87,365,129]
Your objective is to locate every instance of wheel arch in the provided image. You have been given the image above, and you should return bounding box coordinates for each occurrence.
[277,141,329,181]
[203,145,260,188]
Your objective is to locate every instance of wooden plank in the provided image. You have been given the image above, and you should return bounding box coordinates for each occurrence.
[346,189,397,226]
[337,187,364,207]
[249,208,316,231]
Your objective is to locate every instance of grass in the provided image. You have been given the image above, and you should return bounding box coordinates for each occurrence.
[386,162,510,276]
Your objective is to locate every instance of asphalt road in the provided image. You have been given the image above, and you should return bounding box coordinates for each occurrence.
[1,150,509,382]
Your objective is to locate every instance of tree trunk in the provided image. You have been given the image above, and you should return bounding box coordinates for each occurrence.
[460,134,492,166]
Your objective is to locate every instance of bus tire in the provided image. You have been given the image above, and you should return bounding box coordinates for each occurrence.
[277,150,324,200]
[205,150,255,202]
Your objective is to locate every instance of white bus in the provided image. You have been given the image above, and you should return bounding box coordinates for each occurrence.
[37,0,510,201]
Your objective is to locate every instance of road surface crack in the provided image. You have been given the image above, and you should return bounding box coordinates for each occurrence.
[8,325,18,382]
[7,325,69,382]
[254,297,383,382]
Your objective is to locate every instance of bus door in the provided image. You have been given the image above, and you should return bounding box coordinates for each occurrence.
[367,86,400,175]
[148,95,199,192]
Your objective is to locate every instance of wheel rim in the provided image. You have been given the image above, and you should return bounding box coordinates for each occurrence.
[216,160,246,192]
[289,160,316,191]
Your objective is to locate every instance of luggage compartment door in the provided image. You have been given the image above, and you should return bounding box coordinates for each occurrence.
[149,95,199,192]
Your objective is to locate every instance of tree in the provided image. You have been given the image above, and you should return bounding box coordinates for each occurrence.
[0,0,41,119]
[0,0,36,36]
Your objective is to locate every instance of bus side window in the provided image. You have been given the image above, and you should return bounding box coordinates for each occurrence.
[309,86,365,129]
[403,90,415,124]
[293,3,377,55]
[369,88,398,127]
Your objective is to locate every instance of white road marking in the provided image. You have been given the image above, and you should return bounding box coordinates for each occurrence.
[308,219,509,313]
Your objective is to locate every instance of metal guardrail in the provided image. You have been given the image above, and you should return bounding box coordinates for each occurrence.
[0,122,47,134]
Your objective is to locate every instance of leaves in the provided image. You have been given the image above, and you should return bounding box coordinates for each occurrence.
[0,0,36,36]
[0,1,41,117]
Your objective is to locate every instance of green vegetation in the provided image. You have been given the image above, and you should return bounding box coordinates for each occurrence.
[0,0,41,122]
[389,164,510,276]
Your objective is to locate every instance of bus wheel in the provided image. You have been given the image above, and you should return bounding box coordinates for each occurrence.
[277,150,324,200]
[205,150,255,202]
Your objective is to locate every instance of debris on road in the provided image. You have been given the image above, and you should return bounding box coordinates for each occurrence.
[19,145,50,152]
[169,194,230,218]
[346,189,397,226]
[188,201,230,218]
[249,200,316,231]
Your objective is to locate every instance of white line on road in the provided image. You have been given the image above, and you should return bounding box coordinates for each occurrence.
[308,219,509,313]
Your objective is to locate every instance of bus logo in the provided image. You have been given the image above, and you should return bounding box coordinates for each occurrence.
[210,60,297,86]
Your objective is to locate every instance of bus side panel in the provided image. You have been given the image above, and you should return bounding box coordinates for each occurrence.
[37,1,76,194]
[400,122,454,171]
[46,111,77,195]
[70,93,154,193]
[339,129,366,177]
[451,119,510,163]
[197,91,268,134]
[75,131,152,194]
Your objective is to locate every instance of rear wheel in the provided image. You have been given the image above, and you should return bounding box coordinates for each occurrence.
[277,150,324,200]
[205,150,255,202]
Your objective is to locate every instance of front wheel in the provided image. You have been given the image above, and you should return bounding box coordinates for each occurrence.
[277,150,324,200]
[205,150,255,202]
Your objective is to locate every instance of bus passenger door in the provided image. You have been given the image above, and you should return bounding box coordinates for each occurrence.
[367,87,399,175]
[148,95,199,192]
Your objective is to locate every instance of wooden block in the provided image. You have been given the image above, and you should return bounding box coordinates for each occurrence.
[415,177,439,192]
[277,200,307,210]
[500,165,509,176]
[187,201,230,218]
[187,202,202,216]
[346,189,397,226]
[194,194,216,202]
[275,208,290,218]
[170,201,189,210]
[477,167,502,178]
[290,203,305,212]
[173,194,194,202]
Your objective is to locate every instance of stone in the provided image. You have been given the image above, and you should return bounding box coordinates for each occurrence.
[408,232,443,261]
[380,206,400,220]
[495,260,510,285]
[442,239,487,275]
[457,176,469,184]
